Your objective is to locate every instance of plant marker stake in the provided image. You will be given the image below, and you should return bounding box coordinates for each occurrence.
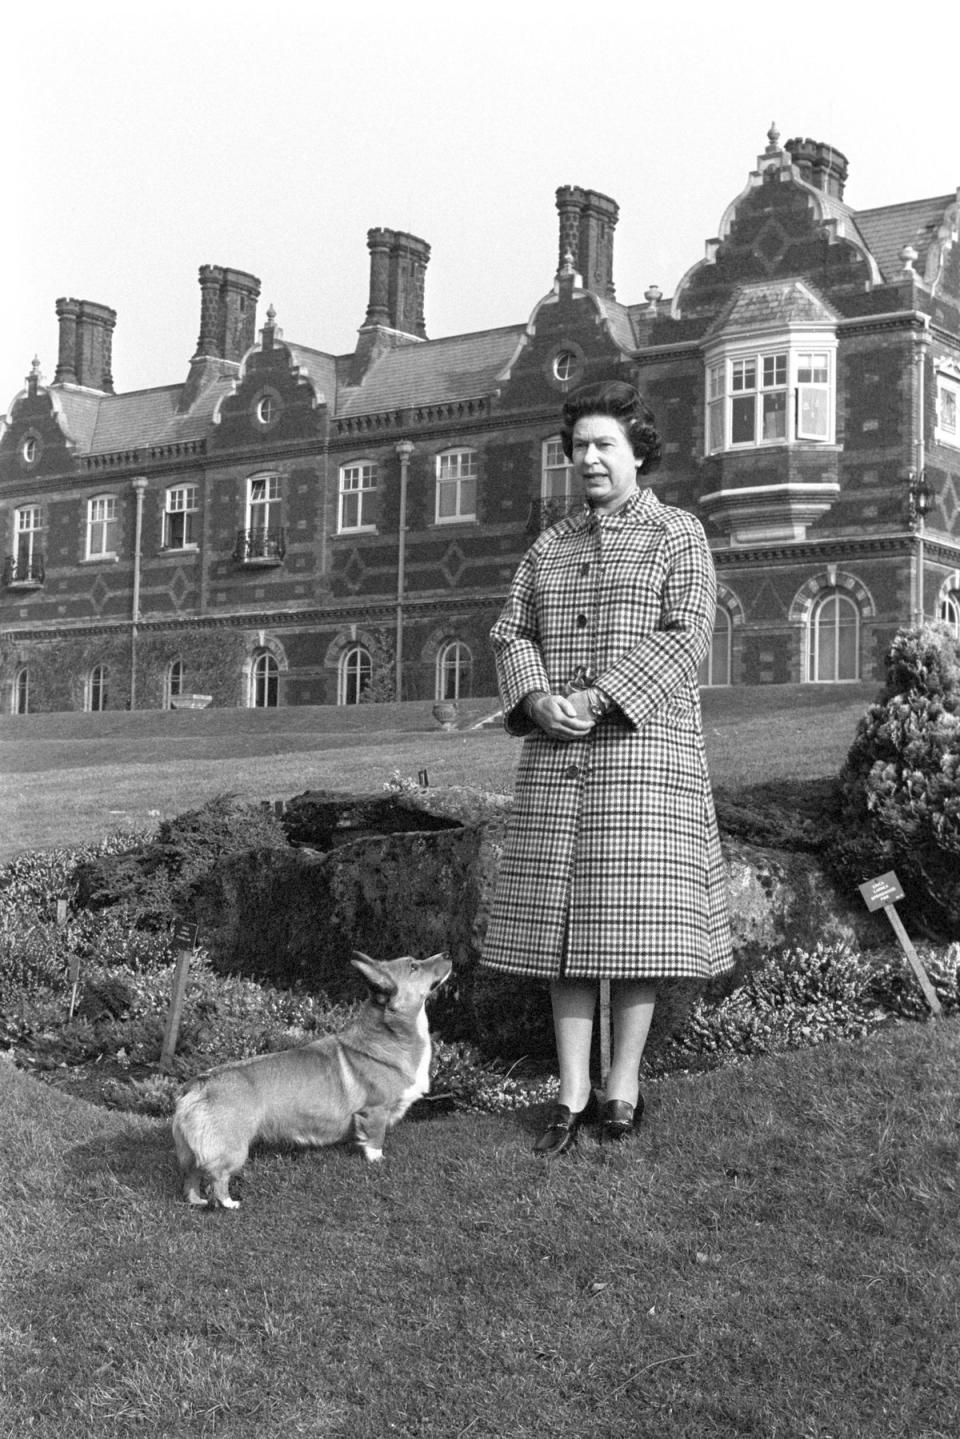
[57,900,82,1020]
[599,978,612,1088]
[161,923,199,1069]
[858,871,942,1016]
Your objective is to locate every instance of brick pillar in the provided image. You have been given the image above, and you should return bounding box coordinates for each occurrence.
[556,186,584,276]
[365,229,393,326]
[389,232,430,339]
[195,265,225,358]
[53,297,80,384]
[579,190,619,299]
[75,301,117,392]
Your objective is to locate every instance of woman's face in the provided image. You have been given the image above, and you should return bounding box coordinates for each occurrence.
[571,414,640,513]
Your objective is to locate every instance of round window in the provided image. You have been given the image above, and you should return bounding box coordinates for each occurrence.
[552,351,578,382]
[252,389,281,429]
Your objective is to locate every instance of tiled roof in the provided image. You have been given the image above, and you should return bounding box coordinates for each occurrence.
[336,326,525,416]
[854,195,956,283]
[284,344,338,404]
[52,377,236,455]
[705,278,838,337]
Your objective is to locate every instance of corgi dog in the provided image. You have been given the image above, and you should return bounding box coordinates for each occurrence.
[172,951,451,1208]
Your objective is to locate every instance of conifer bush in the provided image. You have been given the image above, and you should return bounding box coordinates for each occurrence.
[829,623,960,936]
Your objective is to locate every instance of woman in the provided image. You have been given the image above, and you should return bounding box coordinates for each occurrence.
[481,380,732,1154]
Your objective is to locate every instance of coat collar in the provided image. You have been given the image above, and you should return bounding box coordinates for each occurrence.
[568,485,660,532]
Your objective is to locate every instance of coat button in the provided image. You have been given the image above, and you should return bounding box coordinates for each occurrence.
[576,614,588,628]
[564,764,581,780]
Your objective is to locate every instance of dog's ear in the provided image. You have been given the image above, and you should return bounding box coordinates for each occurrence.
[423,952,452,990]
[350,952,398,997]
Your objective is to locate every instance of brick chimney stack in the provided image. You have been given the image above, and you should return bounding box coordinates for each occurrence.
[193,264,261,363]
[363,228,430,338]
[53,298,116,392]
[555,187,619,299]
[785,138,849,201]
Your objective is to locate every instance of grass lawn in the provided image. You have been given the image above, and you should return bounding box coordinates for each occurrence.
[0,683,876,862]
[2,1017,957,1439]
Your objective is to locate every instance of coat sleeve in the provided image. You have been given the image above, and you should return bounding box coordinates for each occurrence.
[489,544,551,736]
[596,514,716,730]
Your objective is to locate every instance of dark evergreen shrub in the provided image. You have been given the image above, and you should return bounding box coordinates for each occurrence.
[827,623,960,937]
[72,796,289,928]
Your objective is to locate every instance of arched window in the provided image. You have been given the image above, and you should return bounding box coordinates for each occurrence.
[86,664,108,712]
[808,592,859,682]
[437,641,472,701]
[250,652,279,708]
[164,658,184,709]
[14,667,29,715]
[699,609,731,687]
[939,590,960,637]
[339,646,371,705]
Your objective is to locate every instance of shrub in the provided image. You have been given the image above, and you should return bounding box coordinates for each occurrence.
[650,941,880,1074]
[72,796,289,928]
[829,623,960,936]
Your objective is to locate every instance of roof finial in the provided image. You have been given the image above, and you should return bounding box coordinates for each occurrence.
[560,248,577,278]
[766,122,781,154]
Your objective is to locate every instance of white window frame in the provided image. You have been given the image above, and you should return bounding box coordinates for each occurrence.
[249,651,279,708]
[939,590,960,637]
[699,609,731,687]
[338,645,371,705]
[338,461,378,533]
[435,449,477,524]
[85,663,109,712]
[164,657,184,709]
[163,485,199,550]
[807,592,859,683]
[540,436,574,503]
[705,336,836,454]
[247,474,281,532]
[14,667,29,715]
[14,505,42,572]
[86,494,119,559]
[935,365,960,449]
[436,641,472,702]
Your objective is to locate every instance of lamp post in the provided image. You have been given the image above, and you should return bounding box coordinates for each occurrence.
[907,469,934,624]
[395,440,414,701]
[129,477,148,710]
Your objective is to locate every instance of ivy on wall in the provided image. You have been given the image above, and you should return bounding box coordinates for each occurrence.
[1,627,248,713]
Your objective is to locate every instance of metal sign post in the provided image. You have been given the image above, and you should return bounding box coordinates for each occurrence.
[161,922,200,1069]
[599,978,612,1089]
[858,871,942,1016]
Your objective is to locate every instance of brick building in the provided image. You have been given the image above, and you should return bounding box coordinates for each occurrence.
[2,126,959,713]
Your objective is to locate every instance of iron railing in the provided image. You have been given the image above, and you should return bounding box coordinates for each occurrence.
[232,528,286,564]
[3,554,45,586]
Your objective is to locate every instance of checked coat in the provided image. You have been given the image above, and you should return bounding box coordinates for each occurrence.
[480,486,732,983]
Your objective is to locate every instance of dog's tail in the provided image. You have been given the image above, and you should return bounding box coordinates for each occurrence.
[171,1086,205,1171]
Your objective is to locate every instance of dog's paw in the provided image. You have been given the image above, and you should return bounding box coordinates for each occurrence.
[361,1146,384,1163]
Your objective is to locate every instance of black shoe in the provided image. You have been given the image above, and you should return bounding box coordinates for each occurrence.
[600,1095,644,1143]
[533,1092,597,1157]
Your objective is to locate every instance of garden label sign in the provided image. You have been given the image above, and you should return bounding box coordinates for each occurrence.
[858,871,942,1016]
[161,922,200,1069]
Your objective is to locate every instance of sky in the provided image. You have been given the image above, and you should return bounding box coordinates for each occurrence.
[3,0,958,404]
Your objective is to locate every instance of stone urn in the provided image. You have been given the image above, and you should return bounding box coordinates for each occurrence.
[431,700,459,730]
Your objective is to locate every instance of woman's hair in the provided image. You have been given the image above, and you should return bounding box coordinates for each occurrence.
[560,381,662,473]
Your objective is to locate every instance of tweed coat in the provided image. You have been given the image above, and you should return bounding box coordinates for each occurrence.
[480,486,732,983]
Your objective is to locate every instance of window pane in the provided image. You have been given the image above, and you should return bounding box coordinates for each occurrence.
[762,390,787,440]
[763,354,787,387]
[708,400,724,452]
[437,481,457,518]
[798,386,829,439]
[732,360,756,392]
[459,477,477,517]
[940,385,957,435]
[731,395,755,444]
